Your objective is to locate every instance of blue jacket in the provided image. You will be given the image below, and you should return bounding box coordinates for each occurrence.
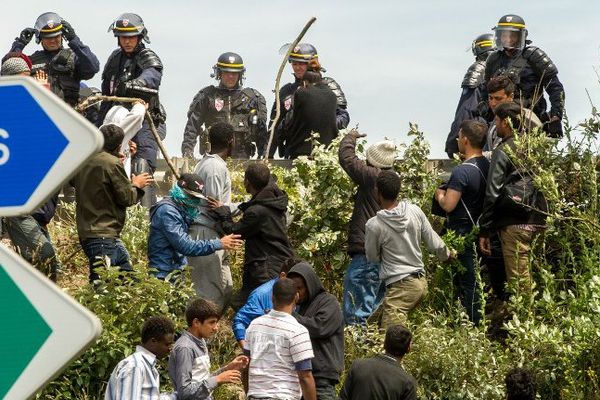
[232,278,277,341]
[148,198,222,279]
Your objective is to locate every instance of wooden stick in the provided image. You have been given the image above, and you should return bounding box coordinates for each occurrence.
[264,17,317,160]
[76,94,180,180]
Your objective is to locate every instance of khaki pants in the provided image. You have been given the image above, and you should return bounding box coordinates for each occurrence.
[188,224,232,311]
[381,275,428,329]
[499,225,539,295]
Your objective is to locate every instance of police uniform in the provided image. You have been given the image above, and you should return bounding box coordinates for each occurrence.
[98,13,166,207]
[483,15,565,137]
[181,52,267,159]
[445,34,495,158]
[9,12,100,107]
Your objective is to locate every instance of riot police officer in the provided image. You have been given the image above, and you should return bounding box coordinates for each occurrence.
[445,33,495,158]
[267,43,350,158]
[181,52,267,159]
[98,13,166,208]
[482,14,564,137]
[8,12,100,107]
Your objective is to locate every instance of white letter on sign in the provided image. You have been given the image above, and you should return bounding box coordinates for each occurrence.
[0,128,9,166]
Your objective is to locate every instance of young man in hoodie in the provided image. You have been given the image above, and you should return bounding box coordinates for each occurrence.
[287,261,344,399]
[338,129,397,325]
[365,170,453,328]
[147,173,243,280]
[209,163,293,309]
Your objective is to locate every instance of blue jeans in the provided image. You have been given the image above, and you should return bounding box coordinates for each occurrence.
[450,224,482,325]
[343,254,385,325]
[81,238,132,283]
[4,216,59,281]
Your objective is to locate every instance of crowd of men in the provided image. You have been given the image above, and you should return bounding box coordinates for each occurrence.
[0,10,561,399]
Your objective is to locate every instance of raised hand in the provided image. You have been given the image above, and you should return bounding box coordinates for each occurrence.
[17,28,36,46]
[61,20,76,41]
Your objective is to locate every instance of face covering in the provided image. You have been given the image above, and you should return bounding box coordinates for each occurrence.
[169,185,200,219]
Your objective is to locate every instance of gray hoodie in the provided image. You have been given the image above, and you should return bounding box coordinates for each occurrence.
[365,201,449,286]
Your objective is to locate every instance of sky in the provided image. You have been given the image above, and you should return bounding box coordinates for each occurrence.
[5,0,600,158]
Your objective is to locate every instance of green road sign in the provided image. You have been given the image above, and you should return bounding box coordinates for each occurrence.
[0,245,101,399]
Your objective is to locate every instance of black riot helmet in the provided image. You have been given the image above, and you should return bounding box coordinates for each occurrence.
[34,12,63,44]
[288,43,318,63]
[472,33,495,58]
[212,52,245,87]
[108,13,150,43]
[493,14,528,51]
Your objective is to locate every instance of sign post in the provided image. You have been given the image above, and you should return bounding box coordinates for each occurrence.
[0,76,103,398]
[0,246,102,399]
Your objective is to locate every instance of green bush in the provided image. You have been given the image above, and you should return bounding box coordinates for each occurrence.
[40,117,600,399]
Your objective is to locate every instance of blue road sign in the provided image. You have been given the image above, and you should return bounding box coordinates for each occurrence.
[0,76,103,216]
[0,85,69,207]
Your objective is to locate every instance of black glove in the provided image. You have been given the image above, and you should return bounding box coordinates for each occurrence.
[16,28,36,46]
[477,101,492,121]
[61,20,76,41]
[245,142,257,158]
[546,119,563,138]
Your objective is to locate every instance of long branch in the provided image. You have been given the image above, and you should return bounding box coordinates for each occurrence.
[264,17,317,160]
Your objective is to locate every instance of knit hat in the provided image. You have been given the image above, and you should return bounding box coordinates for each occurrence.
[366,139,397,168]
[1,56,32,76]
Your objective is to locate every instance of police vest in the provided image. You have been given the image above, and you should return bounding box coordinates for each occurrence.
[30,48,79,106]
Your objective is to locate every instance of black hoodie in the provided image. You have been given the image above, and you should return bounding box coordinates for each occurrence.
[214,182,293,291]
[288,262,344,383]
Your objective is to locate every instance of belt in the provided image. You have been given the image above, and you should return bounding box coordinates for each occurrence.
[387,271,425,288]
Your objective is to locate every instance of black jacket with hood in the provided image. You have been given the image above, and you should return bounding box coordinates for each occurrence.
[214,182,293,290]
[288,262,344,383]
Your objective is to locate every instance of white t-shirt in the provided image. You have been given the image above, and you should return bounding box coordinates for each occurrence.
[244,310,314,400]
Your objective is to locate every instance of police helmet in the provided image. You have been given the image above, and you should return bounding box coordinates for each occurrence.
[288,43,318,63]
[108,13,149,42]
[212,52,245,86]
[471,33,495,57]
[493,14,527,51]
[34,12,63,44]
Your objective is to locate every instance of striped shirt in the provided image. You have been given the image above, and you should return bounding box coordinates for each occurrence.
[244,310,314,400]
[105,346,176,400]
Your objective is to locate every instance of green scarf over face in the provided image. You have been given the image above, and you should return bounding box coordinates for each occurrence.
[170,185,200,220]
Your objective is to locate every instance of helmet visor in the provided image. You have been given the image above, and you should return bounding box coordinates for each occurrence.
[494,27,526,50]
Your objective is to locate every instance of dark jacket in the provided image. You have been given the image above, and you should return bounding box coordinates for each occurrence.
[479,136,547,236]
[214,182,293,290]
[148,198,222,279]
[267,76,350,158]
[98,44,165,169]
[288,262,344,382]
[31,193,59,227]
[340,354,417,400]
[11,37,100,106]
[283,82,338,158]
[338,132,382,255]
[445,59,487,158]
[483,47,565,127]
[72,151,143,241]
